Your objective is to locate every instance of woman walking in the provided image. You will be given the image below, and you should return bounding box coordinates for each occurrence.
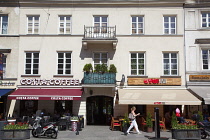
[126,106,141,135]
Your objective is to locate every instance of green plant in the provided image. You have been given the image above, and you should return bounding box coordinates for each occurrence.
[94,64,101,73]
[83,63,93,73]
[146,112,153,128]
[172,124,198,129]
[94,64,108,73]
[198,111,203,122]
[101,63,108,73]
[4,122,29,130]
[171,112,178,129]
[109,64,117,73]
[122,113,130,127]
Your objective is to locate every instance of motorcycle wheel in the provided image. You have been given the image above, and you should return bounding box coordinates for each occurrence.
[201,129,207,139]
[32,129,39,138]
[50,129,57,139]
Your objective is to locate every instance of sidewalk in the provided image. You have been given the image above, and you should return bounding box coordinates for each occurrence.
[30,126,175,140]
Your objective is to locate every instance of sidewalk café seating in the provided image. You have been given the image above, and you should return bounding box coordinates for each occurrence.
[111,117,122,131]
[141,117,147,131]
[159,117,166,131]
[58,118,68,131]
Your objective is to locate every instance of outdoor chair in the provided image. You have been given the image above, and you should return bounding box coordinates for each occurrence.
[111,117,122,131]
[159,117,166,131]
[141,117,147,131]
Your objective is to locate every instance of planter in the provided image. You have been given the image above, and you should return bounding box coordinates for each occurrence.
[147,127,153,133]
[171,129,201,140]
[1,129,30,139]
[122,125,129,134]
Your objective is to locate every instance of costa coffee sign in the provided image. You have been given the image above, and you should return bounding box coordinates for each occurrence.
[20,78,80,86]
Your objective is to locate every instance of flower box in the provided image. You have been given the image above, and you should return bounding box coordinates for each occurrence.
[0,129,30,139]
[171,129,201,140]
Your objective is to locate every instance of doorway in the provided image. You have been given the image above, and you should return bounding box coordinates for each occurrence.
[86,96,113,125]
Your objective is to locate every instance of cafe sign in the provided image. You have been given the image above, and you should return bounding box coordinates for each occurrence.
[189,75,210,82]
[128,77,181,86]
[20,78,80,86]
[14,96,76,100]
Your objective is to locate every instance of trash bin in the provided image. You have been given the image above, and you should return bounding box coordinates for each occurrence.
[71,121,77,131]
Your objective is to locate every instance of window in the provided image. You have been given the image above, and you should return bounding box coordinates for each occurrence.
[130,53,145,75]
[59,16,71,34]
[202,49,210,70]
[0,15,8,34]
[94,16,108,33]
[163,16,176,34]
[93,53,108,68]
[131,16,144,34]
[27,15,39,34]
[25,52,39,74]
[201,12,210,28]
[57,52,71,74]
[163,53,178,75]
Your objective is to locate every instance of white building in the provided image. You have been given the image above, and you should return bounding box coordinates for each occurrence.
[0,0,201,125]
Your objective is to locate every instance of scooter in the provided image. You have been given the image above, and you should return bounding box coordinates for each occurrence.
[198,121,210,139]
[32,116,58,139]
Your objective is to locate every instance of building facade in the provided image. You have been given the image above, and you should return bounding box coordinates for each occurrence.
[0,0,202,125]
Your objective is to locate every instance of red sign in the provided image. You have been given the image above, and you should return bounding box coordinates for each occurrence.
[144,78,167,84]
[154,102,162,105]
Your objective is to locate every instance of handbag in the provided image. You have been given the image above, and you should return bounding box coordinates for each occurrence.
[128,113,135,120]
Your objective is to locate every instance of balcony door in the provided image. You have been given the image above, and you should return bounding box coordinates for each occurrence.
[93,16,108,37]
[86,96,113,125]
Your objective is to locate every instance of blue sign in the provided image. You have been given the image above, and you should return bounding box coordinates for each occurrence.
[0,53,3,79]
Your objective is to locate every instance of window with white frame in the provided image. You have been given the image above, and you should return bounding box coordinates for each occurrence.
[93,52,108,68]
[25,52,39,74]
[0,15,8,34]
[163,53,178,75]
[59,16,71,34]
[201,49,210,70]
[57,52,71,74]
[27,15,40,34]
[94,16,108,33]
[130,53,145,75]
[131,16,144,34]
[163,16,176,34]
[201,12,210,28]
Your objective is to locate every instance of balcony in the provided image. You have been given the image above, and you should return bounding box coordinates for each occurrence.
[82,72,116,87]
[82,26,117,49]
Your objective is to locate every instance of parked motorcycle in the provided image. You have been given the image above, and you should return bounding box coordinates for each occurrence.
[32,117,58,139]
[198,121,210,139]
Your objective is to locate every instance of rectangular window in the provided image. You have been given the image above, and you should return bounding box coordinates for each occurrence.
[202,50,210,70]
[163,53,178,75]
[27,15,40,34]
[93,53,108,68]
[0,15,8,34]
[57,52,71,75]
[130,53,145,75]
[131,16,144,34]
[25,52,39,74]
[94,16,108,33]
[59,16,71,34]
[201,12,210,28]
[164,16,176,34]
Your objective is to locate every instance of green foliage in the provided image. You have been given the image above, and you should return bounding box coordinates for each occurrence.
[122,113,130,127]
[4,123,29,130]
[171,112,178,129]
[172,124,198,130]
[198,111,203,122]
[109,64,117,73]
[146,112,153,128]
[101,63,108,73]
[71,116,79,121]
[83,63,93,72]
[94,64,102,73]
[94,64,108,73]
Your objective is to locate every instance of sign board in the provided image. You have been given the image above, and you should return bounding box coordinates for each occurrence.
[189,75,210,82]
[128,77,181,86]
[8,96,81,100]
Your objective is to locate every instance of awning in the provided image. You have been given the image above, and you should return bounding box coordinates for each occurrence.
[0,89,14,97]
[8,89,82,100]
[118,89,201,105]
[188,86,210,104]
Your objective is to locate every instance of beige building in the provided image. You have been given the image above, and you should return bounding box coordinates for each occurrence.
[1,0,201,125]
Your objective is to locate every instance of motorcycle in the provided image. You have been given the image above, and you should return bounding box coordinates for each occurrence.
[198,121,210,139]
[32,116,58,139]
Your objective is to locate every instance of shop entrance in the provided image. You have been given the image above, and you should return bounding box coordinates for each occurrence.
[86,96,113,125]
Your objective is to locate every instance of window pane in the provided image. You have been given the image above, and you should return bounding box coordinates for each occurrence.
[171,70,177,75]
[66,59,71,63]
[171,53,177,58]
[94,17,100,22]
[66,64,71,68]
[65,70,71,74]
[33,70,38,74]
[131,70,137,75]
[94,53,100,58]
[164,53,169,58]
[33,53,39,58]
[33,64,39,68]
[132,17,136,22]
[164,70,169,75]
[171,17,175,22]
[139,70,144,75]
[203,65,208,69]
[131,59,137,64]
[138,17,143,22]
[131,65,137,69]
[26,64,31,68]
[164,17,169,22]
[131,53,137,58]
[58,53,64,58]
[164,23,169,28]
[25,70,31,74]
[58,70,63,74]
[58,64,63,68]
[33,59,39,63]
[102,17,107,22]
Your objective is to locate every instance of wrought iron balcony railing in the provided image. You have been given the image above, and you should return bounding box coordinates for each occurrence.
[82,72,116,84]
[84,26,116,39]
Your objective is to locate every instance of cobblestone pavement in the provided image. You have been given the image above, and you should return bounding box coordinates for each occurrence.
[29,126,176,140]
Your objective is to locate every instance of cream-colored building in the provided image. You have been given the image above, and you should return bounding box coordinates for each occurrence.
[1,0,201,125]
[185,1,210,115]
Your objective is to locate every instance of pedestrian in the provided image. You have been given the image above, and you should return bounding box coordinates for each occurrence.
[126,106,141,135]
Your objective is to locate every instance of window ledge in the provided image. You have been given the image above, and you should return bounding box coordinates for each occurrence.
[53,75,73,78]
[21,75,41,77]
[160,76,181,78]
[1,78,17,80]
[127,75,148,78]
